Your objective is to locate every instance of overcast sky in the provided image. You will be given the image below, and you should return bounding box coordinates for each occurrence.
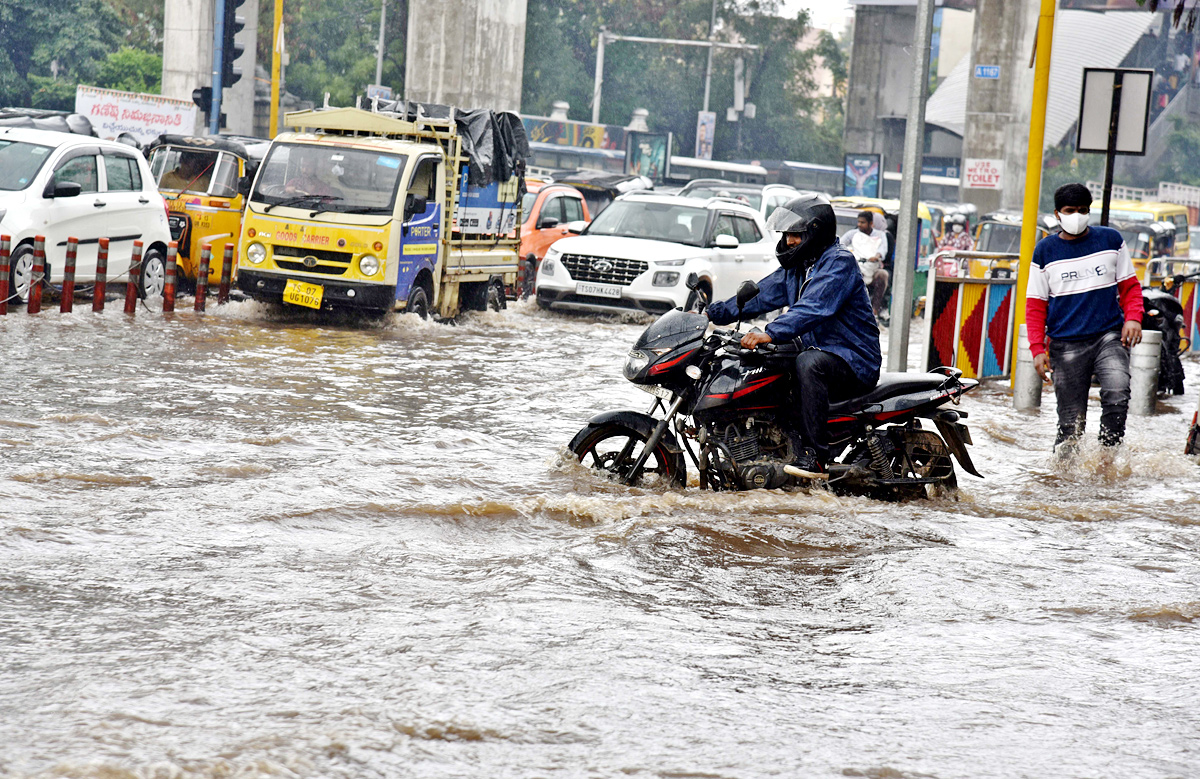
[777,0,854,33]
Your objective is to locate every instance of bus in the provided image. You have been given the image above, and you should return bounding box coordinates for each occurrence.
[664,156,768,185]
[882,171,962,203]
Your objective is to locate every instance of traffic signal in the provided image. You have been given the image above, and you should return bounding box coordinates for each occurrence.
[192,86,212,115]
[221,0,247,88]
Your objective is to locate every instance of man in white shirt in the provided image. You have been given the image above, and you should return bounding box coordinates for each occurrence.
[840,210,890,320]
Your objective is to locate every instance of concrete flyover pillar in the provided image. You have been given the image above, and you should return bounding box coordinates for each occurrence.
[162,0,214,135]
[843,4,917,160]
[958,0,1040,214]
[405,0,529,111]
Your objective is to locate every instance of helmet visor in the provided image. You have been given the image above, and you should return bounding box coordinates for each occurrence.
[766,206,810,234]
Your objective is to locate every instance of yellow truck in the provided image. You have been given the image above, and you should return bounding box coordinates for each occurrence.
[236,106,525,317]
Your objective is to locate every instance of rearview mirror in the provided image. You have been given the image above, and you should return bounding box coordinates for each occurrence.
[44,180,82,199]
[685,272,700,290]
[564,220,588,234]
[714,233,739,249]
[537,216,560,230]
[735,279,759,311]
[237,174,254,197]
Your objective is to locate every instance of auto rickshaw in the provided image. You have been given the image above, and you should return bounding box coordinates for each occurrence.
[146,134,269,288]
[962,210,1058,278]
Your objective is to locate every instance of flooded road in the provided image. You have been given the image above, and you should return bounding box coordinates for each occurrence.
[2,301,1198,778]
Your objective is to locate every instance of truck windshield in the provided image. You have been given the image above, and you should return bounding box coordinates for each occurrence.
[0,140,54,191]
[150,147,220,194]
[586,200,709,246]
[251,143,407,215]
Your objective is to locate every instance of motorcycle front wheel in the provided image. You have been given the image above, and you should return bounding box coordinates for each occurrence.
[569,422,686,488]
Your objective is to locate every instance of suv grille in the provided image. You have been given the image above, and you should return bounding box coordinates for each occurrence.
[561,254,647,286]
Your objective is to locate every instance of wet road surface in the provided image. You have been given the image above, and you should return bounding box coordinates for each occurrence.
[2,300,1198,778]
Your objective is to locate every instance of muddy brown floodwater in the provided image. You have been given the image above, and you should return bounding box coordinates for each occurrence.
[1,300,1198,778]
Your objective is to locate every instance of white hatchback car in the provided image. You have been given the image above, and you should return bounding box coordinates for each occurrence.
[0,127,172,302]
[535,193,777,315]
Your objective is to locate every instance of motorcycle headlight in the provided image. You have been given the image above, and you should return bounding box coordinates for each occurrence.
[540,257,556,276]
[624,349,650,378]
[359,254,380,276]
[246,241,266,264]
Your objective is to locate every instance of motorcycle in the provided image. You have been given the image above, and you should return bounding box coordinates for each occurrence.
[568,276,982,499]
[1142,273,1196,397]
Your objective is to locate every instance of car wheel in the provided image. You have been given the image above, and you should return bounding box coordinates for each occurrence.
[406,285,430,319]
[8,244,34,303]
[139,249,166,299]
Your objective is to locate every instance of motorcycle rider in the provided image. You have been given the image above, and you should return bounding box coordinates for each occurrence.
[704,194,883,478]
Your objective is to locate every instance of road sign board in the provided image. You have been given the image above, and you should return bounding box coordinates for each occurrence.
[974,65,1001,80]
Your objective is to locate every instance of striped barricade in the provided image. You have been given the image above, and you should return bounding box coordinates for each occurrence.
[923,251,1019,380]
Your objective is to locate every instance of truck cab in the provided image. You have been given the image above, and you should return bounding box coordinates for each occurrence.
[237,107,523,318]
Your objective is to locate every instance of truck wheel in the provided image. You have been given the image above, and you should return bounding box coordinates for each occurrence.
[406,286,430,319]
[487,278,507,311]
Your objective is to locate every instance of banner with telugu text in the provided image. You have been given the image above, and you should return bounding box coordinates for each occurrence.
[74,85,197,145]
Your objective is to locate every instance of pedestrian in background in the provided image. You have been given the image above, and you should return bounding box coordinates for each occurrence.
[1025,183,1144,453]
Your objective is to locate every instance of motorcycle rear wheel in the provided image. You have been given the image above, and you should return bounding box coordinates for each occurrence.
[569,423,686,488]
[891,428,957,499]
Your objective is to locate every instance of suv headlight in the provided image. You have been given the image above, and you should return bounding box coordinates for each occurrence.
[655,258,684,266]
[359,254,380,276]
[540,257,556,276]
[246,242,266,264]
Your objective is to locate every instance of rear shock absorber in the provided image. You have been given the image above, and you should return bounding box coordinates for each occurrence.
[866,433,894,479]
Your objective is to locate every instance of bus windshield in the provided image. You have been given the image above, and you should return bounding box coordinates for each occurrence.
[251,143,407,215]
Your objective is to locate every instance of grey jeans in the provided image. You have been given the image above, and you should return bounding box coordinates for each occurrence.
[1049,329,1131,447]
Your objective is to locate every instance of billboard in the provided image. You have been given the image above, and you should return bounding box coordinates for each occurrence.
[74,85,197,144]
[844,153,882,198]
[626,131,672,182]
[521,117,626,150]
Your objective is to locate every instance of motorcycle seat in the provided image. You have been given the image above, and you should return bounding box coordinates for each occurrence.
[829,372,949,413]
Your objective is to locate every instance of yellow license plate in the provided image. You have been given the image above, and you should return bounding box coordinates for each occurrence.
[283,279,324,309]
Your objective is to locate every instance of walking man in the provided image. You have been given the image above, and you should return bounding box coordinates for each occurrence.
[1026,183,1144,451]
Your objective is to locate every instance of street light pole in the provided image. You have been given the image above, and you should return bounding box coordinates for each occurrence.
[886,0,936,373]
[375,0,386,87]
[592,27,607,124]
[269,0,283,137]
[702,0,717,112]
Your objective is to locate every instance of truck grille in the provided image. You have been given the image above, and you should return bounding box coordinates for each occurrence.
[273,244,352,276]
[561,254,647,286]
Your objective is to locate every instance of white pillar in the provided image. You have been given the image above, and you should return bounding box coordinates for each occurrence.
[1129,329,1162,417]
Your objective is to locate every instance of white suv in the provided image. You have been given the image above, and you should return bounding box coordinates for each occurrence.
[535,193,776,315]
[0,127,172,302]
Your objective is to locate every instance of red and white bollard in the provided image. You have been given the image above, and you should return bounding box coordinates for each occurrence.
[195,243,210,312]
[124,240,143,315]
[27,235,45,314]
[163,241,178,313]
[0,234,10,317]
[218,244,233,304]
[60,237,78,313]
[93,237,109,312]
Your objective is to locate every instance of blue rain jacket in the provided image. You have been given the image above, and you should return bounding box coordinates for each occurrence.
[706,242,882,386]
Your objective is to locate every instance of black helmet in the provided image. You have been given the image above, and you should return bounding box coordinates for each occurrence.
[766,193,837,269]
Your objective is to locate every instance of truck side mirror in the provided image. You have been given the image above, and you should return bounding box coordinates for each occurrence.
[404,194,427,219]
[537,216,560,230]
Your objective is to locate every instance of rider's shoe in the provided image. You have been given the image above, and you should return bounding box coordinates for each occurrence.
[784,447,828,480]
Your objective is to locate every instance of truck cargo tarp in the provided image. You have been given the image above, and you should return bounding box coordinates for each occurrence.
[0,109,96,137]
[373,99,528,187]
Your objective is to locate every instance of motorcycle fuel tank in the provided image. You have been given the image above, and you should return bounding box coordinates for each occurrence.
[694,354,793,416]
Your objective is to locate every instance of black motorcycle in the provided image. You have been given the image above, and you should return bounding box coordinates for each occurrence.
[568,278,982,499]
[1142,273,1196,396]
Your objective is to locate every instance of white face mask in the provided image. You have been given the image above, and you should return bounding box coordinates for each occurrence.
[951,224,963,233]
[1057,211,1089,235]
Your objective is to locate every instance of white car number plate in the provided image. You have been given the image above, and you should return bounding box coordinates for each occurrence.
[576,281,622,299]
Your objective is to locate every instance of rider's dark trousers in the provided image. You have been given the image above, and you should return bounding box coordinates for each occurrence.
[794,349,872,462]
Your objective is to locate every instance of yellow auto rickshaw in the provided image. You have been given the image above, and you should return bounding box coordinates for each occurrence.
[147,134,269,288]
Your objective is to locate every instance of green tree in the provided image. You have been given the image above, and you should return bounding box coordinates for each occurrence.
[1156,116,1200,188]
[0,0,121,106]
[95,47,162,93]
